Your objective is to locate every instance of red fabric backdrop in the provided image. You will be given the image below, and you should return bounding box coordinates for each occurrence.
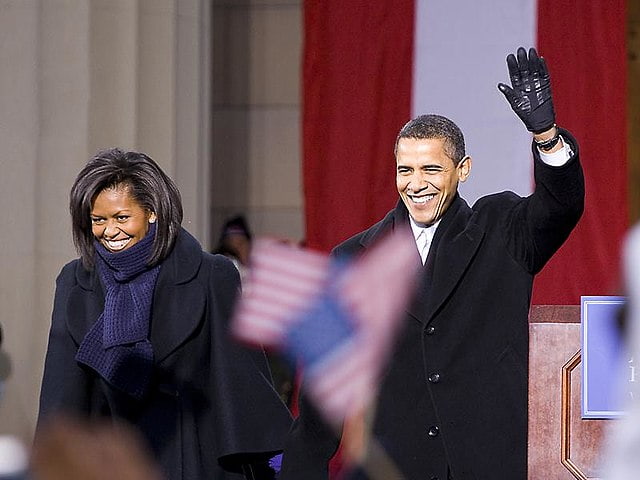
[302,0,415,252]
[532,0,628,303]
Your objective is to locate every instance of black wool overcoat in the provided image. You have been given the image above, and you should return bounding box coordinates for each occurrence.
[280,130,584,480]
[38,228,292,480]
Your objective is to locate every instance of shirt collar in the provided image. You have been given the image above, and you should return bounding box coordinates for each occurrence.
[409,215,440,241]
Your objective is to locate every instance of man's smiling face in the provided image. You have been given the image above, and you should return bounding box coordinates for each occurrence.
[396,137,471,226]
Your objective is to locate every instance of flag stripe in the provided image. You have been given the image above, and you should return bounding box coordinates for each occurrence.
[339,230,419,328]
[309,342,375,417]
[233,238,331,345]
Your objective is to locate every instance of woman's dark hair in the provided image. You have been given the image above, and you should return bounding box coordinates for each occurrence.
[69,148,183,269]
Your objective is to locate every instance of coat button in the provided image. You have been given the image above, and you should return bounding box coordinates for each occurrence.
[425,325,436,335]
[428,425,439,437]
[428,373,441,383]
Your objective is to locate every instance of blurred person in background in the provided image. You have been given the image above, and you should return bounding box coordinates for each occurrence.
[214,215,253,282]
[37,149,291,479]
[31,416,163,480]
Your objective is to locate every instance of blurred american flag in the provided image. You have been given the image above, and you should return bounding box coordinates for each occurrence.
[232,229,419,425]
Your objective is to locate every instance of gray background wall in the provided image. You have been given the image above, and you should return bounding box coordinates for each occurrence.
[212,0,303,244]
[0,0,303,441]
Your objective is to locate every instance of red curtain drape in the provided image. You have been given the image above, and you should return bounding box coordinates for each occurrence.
[302,0,415,252]
[533,0,628,303]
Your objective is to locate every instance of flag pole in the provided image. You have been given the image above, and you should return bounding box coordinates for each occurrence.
[337,403,406,480]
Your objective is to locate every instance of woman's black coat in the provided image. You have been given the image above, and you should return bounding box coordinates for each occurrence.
[39,228,292,479]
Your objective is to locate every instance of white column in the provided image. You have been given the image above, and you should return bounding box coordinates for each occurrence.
[0,0,92,440]
[174,0,212,245]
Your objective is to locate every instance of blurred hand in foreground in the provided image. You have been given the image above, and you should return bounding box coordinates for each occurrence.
[31,416,164,480]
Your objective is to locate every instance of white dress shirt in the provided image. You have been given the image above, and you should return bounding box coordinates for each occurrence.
[410,217,440,265]
[538,136,573,166]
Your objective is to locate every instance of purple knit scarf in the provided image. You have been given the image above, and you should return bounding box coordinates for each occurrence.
[76,223,160,400]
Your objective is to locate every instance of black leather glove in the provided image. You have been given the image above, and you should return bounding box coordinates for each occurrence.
[498,47,555,134]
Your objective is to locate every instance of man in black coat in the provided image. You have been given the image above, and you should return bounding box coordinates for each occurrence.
[279,47,584,479]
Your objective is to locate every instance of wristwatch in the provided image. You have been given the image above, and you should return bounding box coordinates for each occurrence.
[535,128,561,152]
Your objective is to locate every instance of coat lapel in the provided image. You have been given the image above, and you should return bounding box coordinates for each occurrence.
[150,280,205,364]
[66,262,104,345]
[150,229,206,364]
[406,196,485,326]
[355,196,484,326]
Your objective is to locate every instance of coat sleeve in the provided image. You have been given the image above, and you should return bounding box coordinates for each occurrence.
[37,261,92,428]
[499,128,585,274]
[204,254,292,473]
[279,390,341,480]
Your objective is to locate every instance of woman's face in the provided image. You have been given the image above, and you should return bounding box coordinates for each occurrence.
[90,185,156,253]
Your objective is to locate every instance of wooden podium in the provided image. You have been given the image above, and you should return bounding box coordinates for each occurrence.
[528,305,610,479]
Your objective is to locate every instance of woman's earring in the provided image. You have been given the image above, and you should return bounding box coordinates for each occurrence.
[149,214,157,224]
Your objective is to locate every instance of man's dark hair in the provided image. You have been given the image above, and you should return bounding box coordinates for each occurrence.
[394,114,466,165]
[69,148,183,269]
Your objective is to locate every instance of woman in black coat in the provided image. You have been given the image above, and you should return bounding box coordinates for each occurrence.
[38,148,292,479]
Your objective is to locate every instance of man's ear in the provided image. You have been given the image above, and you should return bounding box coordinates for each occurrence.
[458,155,472,183]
